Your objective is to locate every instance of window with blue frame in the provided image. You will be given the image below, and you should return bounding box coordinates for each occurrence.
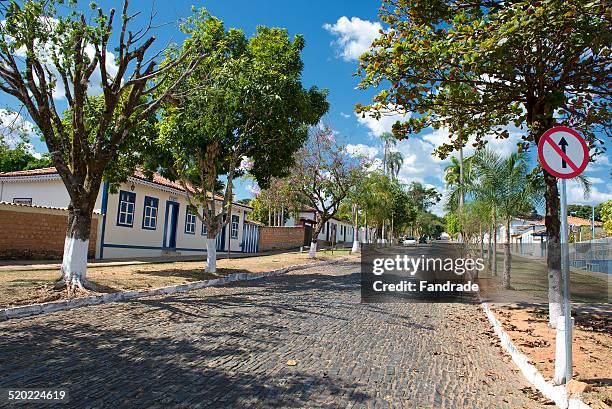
[117,190,136,227]
[231,214,239,239]
[142,196,159,230]
[185,205,197,234]
[201,219,208,236]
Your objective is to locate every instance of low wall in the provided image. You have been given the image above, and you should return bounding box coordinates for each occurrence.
[259,226,305,251]
[0,203,98,260]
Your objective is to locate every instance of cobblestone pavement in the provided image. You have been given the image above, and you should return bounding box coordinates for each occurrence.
[0,262,545,408]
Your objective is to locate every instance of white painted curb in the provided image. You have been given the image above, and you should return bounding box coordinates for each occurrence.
[481,303,591,409]
[0,258,349,321]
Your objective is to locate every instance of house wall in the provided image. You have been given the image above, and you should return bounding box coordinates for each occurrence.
[0,178,103,210]
[0,204,98,260]
[296,211,355,243]
[101,180,251,259]
[259,226,305,251]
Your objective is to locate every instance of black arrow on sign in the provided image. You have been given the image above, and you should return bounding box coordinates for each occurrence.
[558,137,568,168]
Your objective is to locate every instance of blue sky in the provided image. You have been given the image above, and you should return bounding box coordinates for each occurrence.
[1,0,610,214]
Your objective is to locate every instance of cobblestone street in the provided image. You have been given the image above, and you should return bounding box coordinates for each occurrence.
[0,262,544,408]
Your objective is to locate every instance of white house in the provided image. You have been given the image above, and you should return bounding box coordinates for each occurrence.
[288,207,374,245]
[0,167,257,259]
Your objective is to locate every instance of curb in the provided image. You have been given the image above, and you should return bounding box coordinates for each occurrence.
[0,257,350,322]
[481,302,591,409]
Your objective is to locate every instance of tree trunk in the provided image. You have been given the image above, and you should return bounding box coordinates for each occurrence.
[206,237,217,273]
[308,241,318,258]
[479,223,484,260]
[487,223,493,271]
[503,219,512,290]
[352,204,360,253]
[60,205,93,290]
[544,171,563,327]
[492,223,498,276]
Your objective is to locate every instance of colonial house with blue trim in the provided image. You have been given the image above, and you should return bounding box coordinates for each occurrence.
[0,167,258,259]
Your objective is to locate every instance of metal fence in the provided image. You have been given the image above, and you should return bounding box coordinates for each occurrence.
[510,237,611,274]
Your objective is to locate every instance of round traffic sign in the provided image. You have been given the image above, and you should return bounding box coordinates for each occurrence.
[538,126,589,179]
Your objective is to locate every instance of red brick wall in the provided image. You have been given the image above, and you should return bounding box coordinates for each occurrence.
[0,206,98,260]
[259,226,305,251]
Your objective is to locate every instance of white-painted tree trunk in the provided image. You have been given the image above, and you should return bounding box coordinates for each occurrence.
[206,238,217,273]
[548,271,563,328]
[61,236,89,286]
[308,241,317,258]
[351,240,360,253]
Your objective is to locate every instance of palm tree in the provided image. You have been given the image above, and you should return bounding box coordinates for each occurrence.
[444,155,474,212]
[386,150,403,181]
[473,149,543,289]
[380,131,397,175]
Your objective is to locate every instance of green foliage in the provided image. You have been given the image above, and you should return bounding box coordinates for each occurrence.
[155,12,328,235]
[567,204,601,221]
[357,0,611,158]
[248,178,306,225]
[0,143,51,172]
[600,200,612,235]
[446,212,461,237]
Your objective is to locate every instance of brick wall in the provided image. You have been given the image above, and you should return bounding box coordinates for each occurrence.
[259,226,305,251]
[0,204,98,260]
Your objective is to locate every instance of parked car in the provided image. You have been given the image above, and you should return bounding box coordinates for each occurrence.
[402,236,417,246]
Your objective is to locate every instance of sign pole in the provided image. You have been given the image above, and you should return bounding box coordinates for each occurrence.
[559,178,573,382]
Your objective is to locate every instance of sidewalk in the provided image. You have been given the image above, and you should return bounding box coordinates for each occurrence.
[0,248,312,272]
[0,249,355,308]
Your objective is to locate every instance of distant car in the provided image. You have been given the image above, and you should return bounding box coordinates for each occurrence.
[418,236,428,244]
[403,236,417,246]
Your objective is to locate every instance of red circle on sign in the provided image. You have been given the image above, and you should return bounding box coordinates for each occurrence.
[537,126,589,179]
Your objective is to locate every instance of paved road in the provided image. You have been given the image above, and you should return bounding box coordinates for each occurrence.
[0,262,544,408]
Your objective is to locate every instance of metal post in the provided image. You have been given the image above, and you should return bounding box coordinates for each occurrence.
[559,179,573,383]
[592,205,595,240]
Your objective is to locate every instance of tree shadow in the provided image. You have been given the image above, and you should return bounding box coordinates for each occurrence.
[0,320,370,408]
[128,270,435,332]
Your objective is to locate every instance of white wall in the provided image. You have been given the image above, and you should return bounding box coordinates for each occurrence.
[101,180,250,259]
[1,176,251,259]
[0,178,102,210]
[296,211,354,243]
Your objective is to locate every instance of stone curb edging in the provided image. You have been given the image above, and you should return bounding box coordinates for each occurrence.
[0,257,350,322]
[481,302,591,409]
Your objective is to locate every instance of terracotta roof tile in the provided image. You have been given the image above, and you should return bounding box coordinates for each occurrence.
[0,167,58,177]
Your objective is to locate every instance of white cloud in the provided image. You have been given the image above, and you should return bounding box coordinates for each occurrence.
[340,112,351,119]
[356,109,411,138]
[323,16,381,61]
[0,109,38,155]
[566,178,612,205]
[346,143,379,160]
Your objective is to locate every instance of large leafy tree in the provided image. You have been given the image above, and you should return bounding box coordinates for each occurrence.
[0,0,208,290]
[357,0,611,326]
[156,18,328,272]
[290,125,362,258]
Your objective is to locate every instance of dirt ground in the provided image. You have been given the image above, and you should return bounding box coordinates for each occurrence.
[492,305,612,409]
[0,250,356,308]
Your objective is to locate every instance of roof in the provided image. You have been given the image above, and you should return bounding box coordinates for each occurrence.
[0,167,252,210]
[0,167,58,177]
[534,216,602,227]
